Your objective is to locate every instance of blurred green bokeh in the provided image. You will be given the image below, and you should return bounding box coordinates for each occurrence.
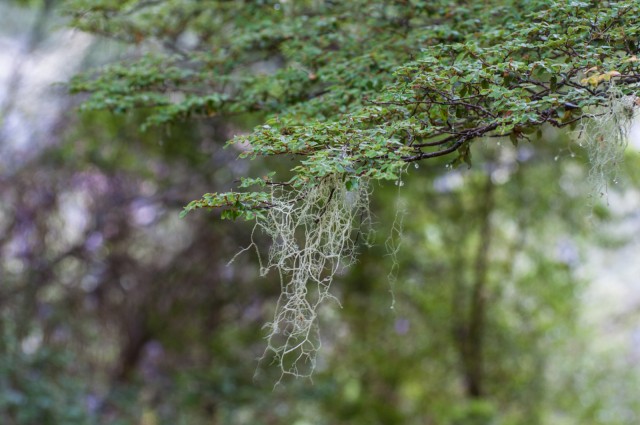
[1,1,639,425]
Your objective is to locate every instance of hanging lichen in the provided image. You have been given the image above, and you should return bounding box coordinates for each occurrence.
[254,174,371,379]
[580,87,639,200]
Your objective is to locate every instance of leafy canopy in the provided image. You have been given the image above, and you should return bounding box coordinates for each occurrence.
[67,0,640,219]
[65,0,640,379]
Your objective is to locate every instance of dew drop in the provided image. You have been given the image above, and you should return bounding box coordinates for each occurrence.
[414,163,419,169]
[554,155,559,161]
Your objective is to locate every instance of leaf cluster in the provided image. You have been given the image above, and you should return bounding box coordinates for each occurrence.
[66,0,640,219]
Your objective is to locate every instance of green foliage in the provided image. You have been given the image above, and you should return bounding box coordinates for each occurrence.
[0,322,90,425]
[180,190,272,220]
[67,0,640,221]
[4,0,639,424]
[64,0,640,378]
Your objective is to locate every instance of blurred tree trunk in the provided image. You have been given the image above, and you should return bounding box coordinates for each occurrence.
[453,176,494,399]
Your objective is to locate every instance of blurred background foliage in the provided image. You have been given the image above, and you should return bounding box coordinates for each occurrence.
[1,1,640,425]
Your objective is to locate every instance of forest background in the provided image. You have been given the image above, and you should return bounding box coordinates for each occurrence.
[1,1,640,424]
